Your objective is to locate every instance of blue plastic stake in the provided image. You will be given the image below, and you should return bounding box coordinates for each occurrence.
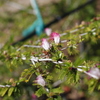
[22,0,44,37]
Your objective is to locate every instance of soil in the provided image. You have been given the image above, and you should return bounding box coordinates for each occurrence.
[0,0,59,14]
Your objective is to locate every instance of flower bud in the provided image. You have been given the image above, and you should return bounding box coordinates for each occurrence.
[35,75,45,87]
[87,67,100,79]
[45,28,52,36]
[41,38,50,51]
[50,32,60,45]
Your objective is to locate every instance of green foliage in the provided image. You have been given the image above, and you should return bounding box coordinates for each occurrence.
[0,1,100,99]
[0,86,21,97]
[0,18,99,99]
[35,87,46,97]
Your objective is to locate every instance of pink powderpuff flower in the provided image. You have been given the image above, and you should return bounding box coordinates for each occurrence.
[41,38,50,51]
[86,67,100,79]
[35,75,46,87]
[50,32,60,45]
[45,28,52,36]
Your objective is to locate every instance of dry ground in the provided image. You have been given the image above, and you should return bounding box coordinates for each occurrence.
[0,0,59,13]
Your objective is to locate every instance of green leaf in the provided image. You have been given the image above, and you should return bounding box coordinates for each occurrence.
[47,75,53,80]
[35,87,46,97]
[54,96,62,100]
[51,87,64,94]
[75,71,80,82]
[59,70,66,80]
[74,58,84,67]
[8,87,14,96]
[0,88,8,96]
[88,80,98,93]
[47,98,53,100]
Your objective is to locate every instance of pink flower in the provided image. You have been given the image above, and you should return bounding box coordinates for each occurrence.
[86,67,100,79]
[41,38,50,51]
[50,32,60,45]
[45,28,52,36]
[35,75,45,87]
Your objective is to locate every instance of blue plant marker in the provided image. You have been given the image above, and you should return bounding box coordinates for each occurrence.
[22,0,44,37]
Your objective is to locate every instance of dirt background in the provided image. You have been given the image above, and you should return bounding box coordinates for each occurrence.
[0,0,59,14]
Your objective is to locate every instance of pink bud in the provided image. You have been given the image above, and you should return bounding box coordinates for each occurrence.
[87,67,100,79]
[41,38,50,51]
[50,32,60,45]
[35,75,45,87]
[45,28,52,36]
[31,94,37,100]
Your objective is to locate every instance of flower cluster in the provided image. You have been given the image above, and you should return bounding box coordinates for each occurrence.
[41,31,60,51]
